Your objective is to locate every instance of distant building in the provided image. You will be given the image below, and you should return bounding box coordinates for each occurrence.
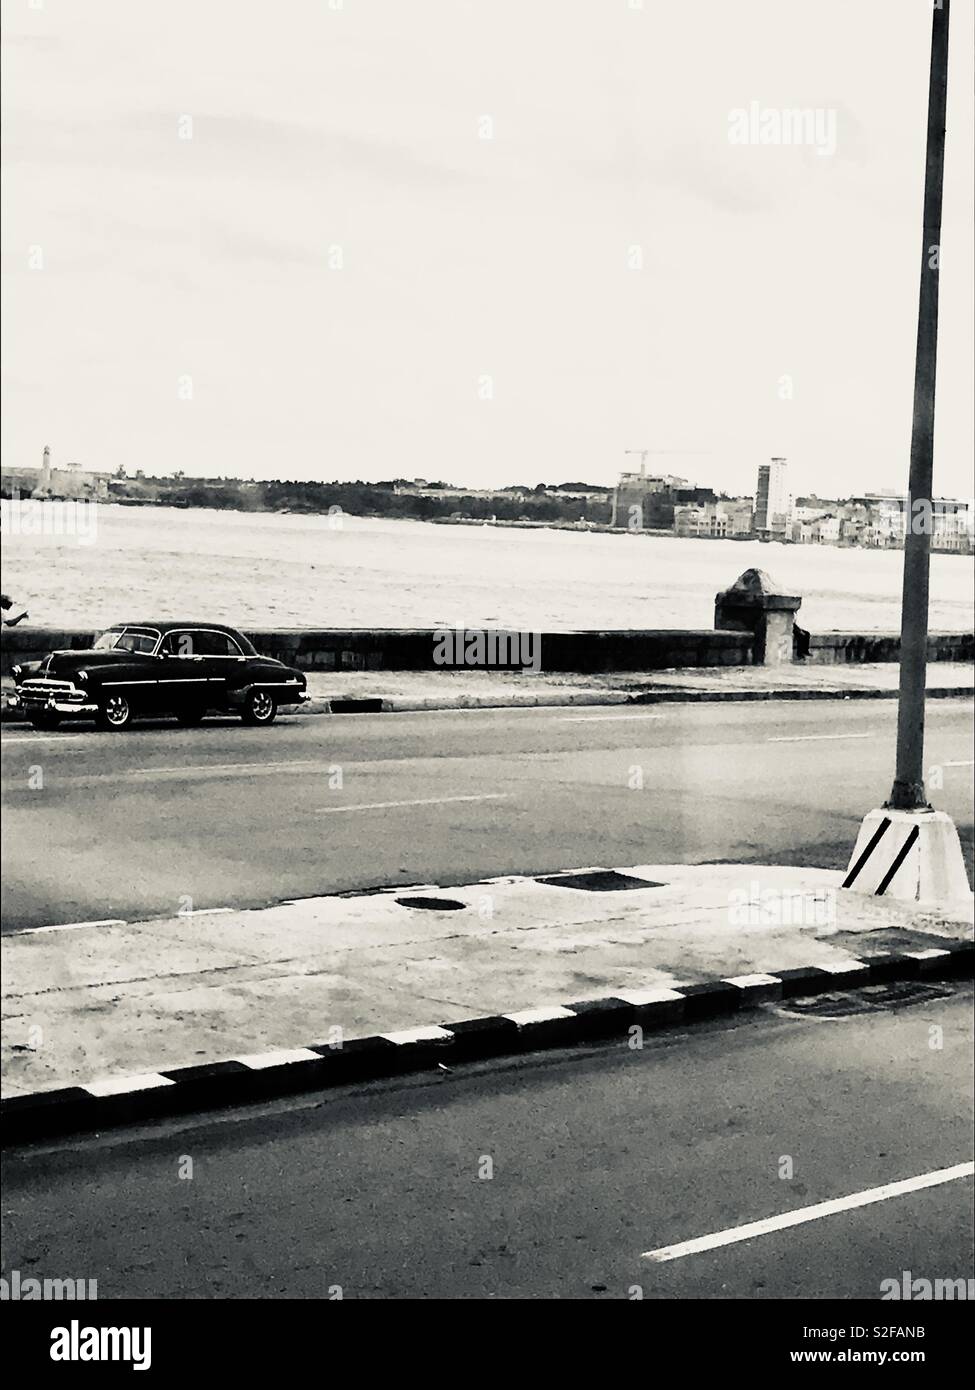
[548,485,610,499]
[929,497,975,552]
[844,493,906,547]
[393,483,515,499]
[0,446,109,501]
[754,457,792,537]
[839,493,974,552]
[795,495,840,511]
[610,467,698,529]
[674,499,754,538]
[792,511,841,545]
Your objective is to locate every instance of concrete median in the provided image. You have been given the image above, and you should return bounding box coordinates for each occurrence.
[3,862,971,1142]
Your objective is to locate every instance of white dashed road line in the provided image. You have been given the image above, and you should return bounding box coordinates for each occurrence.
[641,1161,975,1263]
[557,713,665,723]
[127,760,324,776]
[22,918,127,935]
[315,793,511,814]
[766,732,874,743]
[1,735,88,746]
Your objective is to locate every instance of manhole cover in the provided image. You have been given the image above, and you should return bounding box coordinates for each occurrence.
[779,980,956,1019]
[395,896,467,911]
[780,992,879,1018]
[861,981,955,1008]
[537,871,666,892]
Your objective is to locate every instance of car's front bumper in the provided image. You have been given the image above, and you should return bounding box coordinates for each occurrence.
[8,689,98,716]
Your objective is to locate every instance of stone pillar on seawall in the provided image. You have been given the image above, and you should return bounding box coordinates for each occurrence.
[714,568,802,666]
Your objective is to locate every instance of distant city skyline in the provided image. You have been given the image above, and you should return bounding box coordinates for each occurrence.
[2,0,973,498]
[11,445,975,505]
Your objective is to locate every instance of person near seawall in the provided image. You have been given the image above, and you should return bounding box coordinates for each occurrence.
[792,622,810,660]
[0,594,29,626]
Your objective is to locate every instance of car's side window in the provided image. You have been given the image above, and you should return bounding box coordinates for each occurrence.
[192,632,244,657]
[115,629,159,654]
[159,631,199,657]
[158,630,244,658]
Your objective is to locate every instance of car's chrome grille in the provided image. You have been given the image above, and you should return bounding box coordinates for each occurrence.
[21,679,77,694]
[18,679,89,704]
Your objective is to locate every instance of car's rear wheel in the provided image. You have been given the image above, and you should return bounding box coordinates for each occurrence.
[241,689,276,726]
[176,706,207,726]
[96,692,133,730]
[29,711,61,731]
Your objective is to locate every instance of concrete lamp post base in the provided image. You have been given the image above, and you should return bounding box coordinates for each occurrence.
[843,807,971,903]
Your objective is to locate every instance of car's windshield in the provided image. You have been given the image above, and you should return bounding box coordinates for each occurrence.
[93,629,158,654]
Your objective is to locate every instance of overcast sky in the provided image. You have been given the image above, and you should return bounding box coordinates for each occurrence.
[2,0,972,497]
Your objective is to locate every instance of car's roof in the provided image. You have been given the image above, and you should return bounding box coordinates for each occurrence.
[107,621,246,635]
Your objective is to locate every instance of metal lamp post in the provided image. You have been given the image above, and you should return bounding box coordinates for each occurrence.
[887,0,950,812]
[843,0,969,901]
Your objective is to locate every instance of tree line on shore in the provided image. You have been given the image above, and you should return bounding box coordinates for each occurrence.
[110,476,614,525]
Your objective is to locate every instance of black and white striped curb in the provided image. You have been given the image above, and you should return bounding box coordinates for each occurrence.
[3,940,971,1145]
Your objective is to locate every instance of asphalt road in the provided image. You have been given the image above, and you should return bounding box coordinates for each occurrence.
[1,699,972,931]
[2,982,971,1299]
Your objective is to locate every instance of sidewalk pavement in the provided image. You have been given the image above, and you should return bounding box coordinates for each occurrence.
[4,661,972,721]
[3,863,972,1120]
[294,662,974,712]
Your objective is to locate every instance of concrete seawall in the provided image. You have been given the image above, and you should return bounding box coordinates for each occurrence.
[1,625,971,677]
[248,628,757,673]
[806,632,973,664]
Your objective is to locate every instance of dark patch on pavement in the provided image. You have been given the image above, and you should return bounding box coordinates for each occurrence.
[778,992,882,1018]
[394,896,467,911]
[537,870,667,891]
[830,926,963,956]
[779,980,955,1018]
[861,979,956,1008]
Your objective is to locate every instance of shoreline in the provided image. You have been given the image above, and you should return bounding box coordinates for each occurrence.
[3,496,972,555]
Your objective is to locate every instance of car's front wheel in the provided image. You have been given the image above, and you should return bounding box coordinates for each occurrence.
[241,689,276,726]
[96,692,134,730]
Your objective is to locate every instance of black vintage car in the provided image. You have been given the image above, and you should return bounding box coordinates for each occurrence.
[10,622,307,730]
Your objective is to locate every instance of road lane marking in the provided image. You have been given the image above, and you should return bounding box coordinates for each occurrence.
[1,735,88,746]
[557,713,665,722]
[128,760,323,775]
[22,918,127,935]
[641,1161,975,1263]
[766,732,874,743]
[945,759,974,767]
[315,793,511,814]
